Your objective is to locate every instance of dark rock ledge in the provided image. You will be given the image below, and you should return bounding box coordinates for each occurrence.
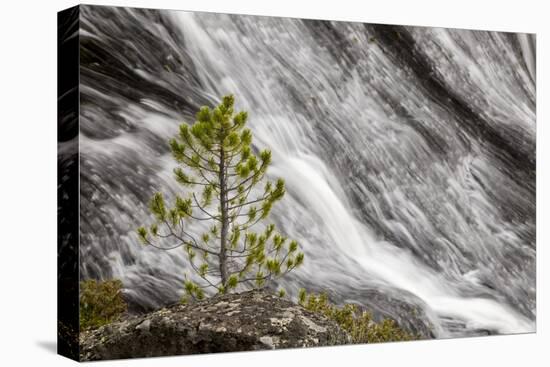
[80,290,350,361]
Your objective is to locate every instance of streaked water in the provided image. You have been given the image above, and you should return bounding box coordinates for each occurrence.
[75,5,536,338]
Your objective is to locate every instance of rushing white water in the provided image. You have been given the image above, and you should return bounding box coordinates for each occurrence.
[77,6,536,338]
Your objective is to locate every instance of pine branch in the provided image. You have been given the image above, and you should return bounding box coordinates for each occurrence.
[160,219,218,256]
[187,258,222,289]
[180,129,223,169]
[227,165,267,193]
[192,193,221,221]
[228,177,256,221]
[175,147,220,174]
[196,167,221,191]
[231,250,296,284]
[228,193,270,211]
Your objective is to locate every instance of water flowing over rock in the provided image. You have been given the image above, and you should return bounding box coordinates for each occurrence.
[80,290,350,361]
[77,5,536,338]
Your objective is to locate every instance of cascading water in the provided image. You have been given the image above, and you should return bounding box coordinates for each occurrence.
[76,6,536,338]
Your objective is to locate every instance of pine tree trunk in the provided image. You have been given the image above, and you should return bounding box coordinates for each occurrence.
[219,148,229,287]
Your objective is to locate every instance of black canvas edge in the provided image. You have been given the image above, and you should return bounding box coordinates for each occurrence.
[58,4,81,362]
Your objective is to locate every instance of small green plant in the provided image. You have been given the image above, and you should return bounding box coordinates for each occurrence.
[298,290,417,343]
[137,95,304,302]
[80,279,127,330]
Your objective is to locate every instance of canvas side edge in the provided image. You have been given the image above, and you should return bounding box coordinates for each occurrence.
[57,4,81,362]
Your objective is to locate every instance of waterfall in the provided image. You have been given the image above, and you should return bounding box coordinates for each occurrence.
[78,6,536,338]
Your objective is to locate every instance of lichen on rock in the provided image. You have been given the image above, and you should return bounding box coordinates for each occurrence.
[79,290,350,361]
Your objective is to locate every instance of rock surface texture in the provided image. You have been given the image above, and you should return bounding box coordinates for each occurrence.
[80,290,350,361]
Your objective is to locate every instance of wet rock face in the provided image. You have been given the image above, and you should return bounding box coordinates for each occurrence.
[79,290,350,361]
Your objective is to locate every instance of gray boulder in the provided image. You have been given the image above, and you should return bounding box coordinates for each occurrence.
[80,290,350,361]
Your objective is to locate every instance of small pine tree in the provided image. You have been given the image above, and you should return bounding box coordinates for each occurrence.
[138,95,304,301]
